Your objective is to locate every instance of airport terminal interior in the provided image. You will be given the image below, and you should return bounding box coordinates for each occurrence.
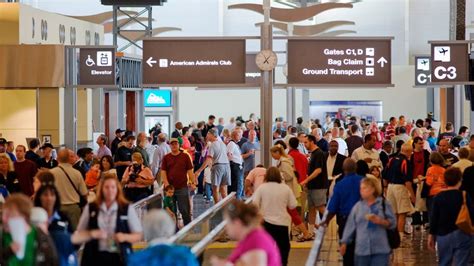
[1,0,474,265]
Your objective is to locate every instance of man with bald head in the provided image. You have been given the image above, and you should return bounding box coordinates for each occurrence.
[438,138,459,167]
[383,143,415,235]
[50,148,88,230]
[151,133,171,178]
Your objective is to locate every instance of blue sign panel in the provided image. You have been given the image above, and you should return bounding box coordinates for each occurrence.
[144,89,172,107]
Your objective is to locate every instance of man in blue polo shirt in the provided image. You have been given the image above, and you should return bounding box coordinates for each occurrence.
[319,158,363,266]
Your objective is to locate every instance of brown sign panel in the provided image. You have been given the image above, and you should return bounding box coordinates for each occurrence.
[79,47,116,86]
[287,38,392,86]
[246,54,260,86]
[430,42,471,84]
[0,45,64,88]
[142,39,246,86]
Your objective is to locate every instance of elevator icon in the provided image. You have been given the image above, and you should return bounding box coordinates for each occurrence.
[97,51,112,66]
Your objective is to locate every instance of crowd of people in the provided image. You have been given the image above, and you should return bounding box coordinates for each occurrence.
[0,112,473,266]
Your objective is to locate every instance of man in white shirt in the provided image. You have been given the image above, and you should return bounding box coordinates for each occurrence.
[352,134,383,169]
[331,127,348,156]
[227,130,244,199]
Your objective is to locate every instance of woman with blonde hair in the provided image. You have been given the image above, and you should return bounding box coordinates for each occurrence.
[73,173,143,266]
[340,177,396,266]
[0,153,20,196]
[270,145,314,242]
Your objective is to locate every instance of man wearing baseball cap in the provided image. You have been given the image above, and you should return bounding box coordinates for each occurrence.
[161,137,195,225]
[111,128,125,156]
[37,143,58,169]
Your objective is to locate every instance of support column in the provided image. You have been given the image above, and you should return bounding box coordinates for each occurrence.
[260,0,273,168]
[454,85,463,129]
[92,88,104,132]
[302,89,310,122]
[108,90,126,135]
[63,87,77,151]
[136,90,145,132]
[434,87,441,122]
[286,87,296,125]
[172,88,179,124]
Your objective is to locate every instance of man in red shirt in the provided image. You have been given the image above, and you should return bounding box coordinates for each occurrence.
[385,117,397,141]
[410,136,430,229]
[288,137,308,219]
[161,138,196,225]
[13,145,37,196]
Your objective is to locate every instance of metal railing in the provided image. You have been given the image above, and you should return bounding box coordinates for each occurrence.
[169,192,236,244]
[191,196,252,256]
[132,192,163,223]
[305,209,330,266]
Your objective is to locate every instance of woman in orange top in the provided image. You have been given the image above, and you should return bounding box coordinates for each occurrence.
[425,152,446,220]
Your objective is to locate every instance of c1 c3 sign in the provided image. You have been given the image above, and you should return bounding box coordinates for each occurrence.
[287,38,393,86]
[414,55,431,86]
[142,38,246,86]
[429,41,473,85]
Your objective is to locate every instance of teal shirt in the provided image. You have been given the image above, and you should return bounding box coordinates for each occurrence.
[163,196,176,214]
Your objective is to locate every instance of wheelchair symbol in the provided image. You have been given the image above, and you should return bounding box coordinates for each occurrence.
[85,55,95,67]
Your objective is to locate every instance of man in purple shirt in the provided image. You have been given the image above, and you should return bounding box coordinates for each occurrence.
[96,134,112,159]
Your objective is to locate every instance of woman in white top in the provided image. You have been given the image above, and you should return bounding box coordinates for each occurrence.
[72,174,143,266]
[270,145,314,242]
[253,167,297,266]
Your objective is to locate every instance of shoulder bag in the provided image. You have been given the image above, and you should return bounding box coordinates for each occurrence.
[456,191,474,234]
[58,166,87,208]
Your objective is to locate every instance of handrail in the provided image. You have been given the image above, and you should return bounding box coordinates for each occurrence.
[191,197,253,256]
[132,193,163,223]
[305,209,329,266]
[132,192,163,210]
[168,192,236,244]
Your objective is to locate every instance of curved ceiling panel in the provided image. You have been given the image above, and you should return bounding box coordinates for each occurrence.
[120,27,181,40]
[255,20,354,35]
[68,11,138,24]
[317,30,357,36]
[228,2,353,22]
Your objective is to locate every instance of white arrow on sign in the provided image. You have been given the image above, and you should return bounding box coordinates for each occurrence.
[377,57,388,67]
[146,57,157,67]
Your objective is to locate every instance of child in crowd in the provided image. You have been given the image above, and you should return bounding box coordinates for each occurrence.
[163,185,177,222]
[85,159,101,190]
[203,164,213,203]
[427,129,438,152]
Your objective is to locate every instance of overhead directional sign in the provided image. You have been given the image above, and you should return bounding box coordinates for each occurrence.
[287,38,393,86]
[246,54,261,86]
[414,55,432,86]
[142,38,246,86]
[429,41,473,85]
[78,47,116,87]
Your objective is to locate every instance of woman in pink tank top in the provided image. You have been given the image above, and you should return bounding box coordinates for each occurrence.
[210,200,281,266]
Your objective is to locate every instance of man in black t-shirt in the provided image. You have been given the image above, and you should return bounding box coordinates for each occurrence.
[114,135,135,181]
[111,128,125,156]
[303,134,328,233]
[37,143,58,169]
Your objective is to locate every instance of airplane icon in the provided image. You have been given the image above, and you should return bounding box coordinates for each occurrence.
[434,46,450,62]
[417,58,430,71]
[438,48,449,55]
